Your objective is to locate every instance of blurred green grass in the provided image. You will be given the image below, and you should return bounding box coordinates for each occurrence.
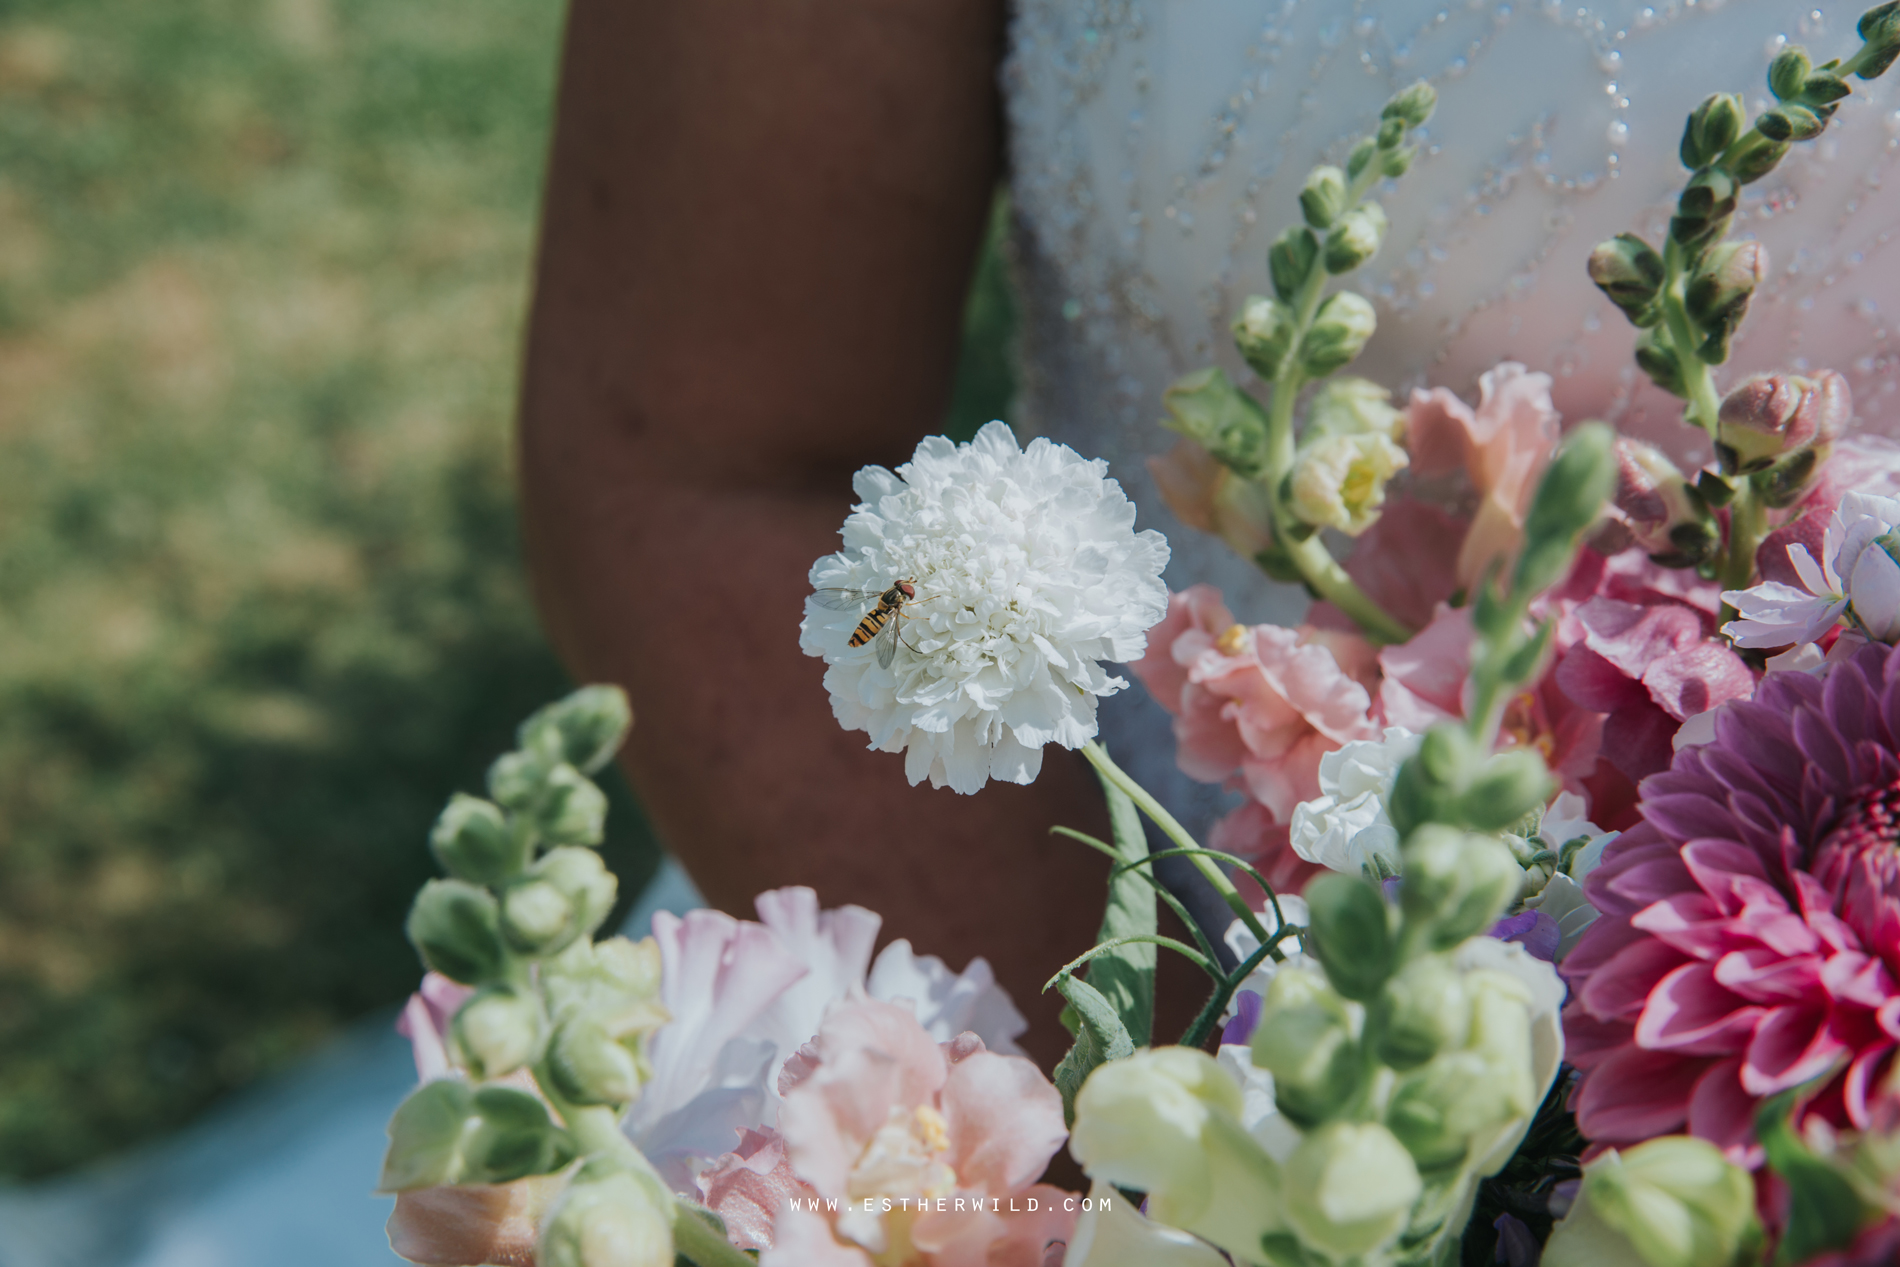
[0,0,1015,1180]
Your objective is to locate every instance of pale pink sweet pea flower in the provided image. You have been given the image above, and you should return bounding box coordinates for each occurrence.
[1404,362,1562,592]
[764,999,1076,1267]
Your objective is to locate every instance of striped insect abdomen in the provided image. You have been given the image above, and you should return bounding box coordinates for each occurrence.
[849,605,892,647]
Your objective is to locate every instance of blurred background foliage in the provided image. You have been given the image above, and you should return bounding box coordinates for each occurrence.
[0,0,1015,1181]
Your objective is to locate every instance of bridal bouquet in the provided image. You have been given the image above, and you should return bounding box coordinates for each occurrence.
[377,7,1900,1265]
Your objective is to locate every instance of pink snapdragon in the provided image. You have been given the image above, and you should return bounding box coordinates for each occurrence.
[1128,585,1379,821]
[762,998,1076,1267]
[1404,362,1563,592]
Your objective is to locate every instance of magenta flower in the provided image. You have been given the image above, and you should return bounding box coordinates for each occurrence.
[1564,641,1900,1163]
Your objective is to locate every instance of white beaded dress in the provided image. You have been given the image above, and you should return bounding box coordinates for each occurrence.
[1003,0,1900,840]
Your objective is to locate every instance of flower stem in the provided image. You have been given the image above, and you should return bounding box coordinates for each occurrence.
[1081,741,1271,946]
[1661,238,1724,439]
[1720,479,1767,597]
[673,1203,757,1267]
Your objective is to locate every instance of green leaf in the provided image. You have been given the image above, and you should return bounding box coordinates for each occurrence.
[462,1085,579,1185]
[1051,974,1136,1125]
[1082,767,1157,1047]
[379,1080,475,1192]
[1758,1090,1868,1265]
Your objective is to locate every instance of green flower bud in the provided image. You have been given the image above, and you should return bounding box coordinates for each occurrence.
[1381,145,1417,178]
[462,1085,578,1184]
[536,765,609,847]
[1399,826,1521,951]
[1282,1122,1422,1258]
[1386,970,1539,1171]
[1684,241,1764,328]
[1671,167,1738,248]
[1758,102,1824,142]
[1543,1136,1763,1267]
[500,878,577,956]
[1304,872,1396,1002]
[539,1160,673,1267]
[546,1017,644,1106]
[488,741,560,812]
[1300,291,1377,377]
[1514,422,1616,597]
[429,794,522,886]
[518,685,633,777]
[1730,135,1791,184]
[1324,202,1387,274]
[1376,955,1471,1071]
[451,984,546,1080]
[1458,750,1556,833]
[1678,93,1744,169]
[1635,326,1685,395]
[1268,225,1320,303]
[1251,964,1363,1128]
[1376,116,1405,150]
[380,1079,477,1191]
[1387,725,1480,837]
[542,934,670,1038]
[1306,376,1403,441]
[1233,295,1298,378]
[1858,2,1900,78]
[1770,45,1814,100]
[1162,366,1271,478]
[1300,165,1349,230]
[1288,432,1409,536]
[1756,443,1828,510]
[1805,71,1852,104]
[1346,136,1378,182]
[408,878,509,985]
[1587,233,1666,325]
[533,846,619,944]
[1381,80,1437,127]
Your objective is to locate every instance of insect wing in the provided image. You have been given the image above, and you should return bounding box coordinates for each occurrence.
[810,586,883,612]
[875,612,900,669]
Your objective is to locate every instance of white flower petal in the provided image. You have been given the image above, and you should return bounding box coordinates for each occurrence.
[802,429,1170,793]
[1850,545,1900,642]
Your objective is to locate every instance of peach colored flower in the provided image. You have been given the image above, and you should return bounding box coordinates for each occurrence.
[1405,363,1562,591]
[387,1177,564,1267]
[1129,585,1379,822]
[1147,436,1276,561]
[763,999,1075,1267]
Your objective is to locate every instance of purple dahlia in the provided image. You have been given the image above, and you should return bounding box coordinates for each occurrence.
[1564,641,1900,1161]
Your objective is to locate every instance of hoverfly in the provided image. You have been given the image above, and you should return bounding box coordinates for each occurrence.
[810,578,927,669]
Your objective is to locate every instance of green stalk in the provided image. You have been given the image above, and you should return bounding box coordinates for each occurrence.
[1256,159,1414,647]
[672,1204,758,1267]
[1720,480,1768,596]
[1081,741,1271,946]
[1660,238,1724,439]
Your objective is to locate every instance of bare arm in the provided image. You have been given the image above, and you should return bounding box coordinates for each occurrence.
[517,0,1113,1065]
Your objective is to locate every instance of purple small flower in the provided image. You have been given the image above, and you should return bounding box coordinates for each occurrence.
[1492,1213,1541,1266]
[1490,909,1561,962]
[1220,988,1263,1047]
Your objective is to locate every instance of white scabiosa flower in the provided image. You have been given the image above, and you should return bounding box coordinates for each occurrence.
[1287,727,1421,876]
[801,422,1170,794]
